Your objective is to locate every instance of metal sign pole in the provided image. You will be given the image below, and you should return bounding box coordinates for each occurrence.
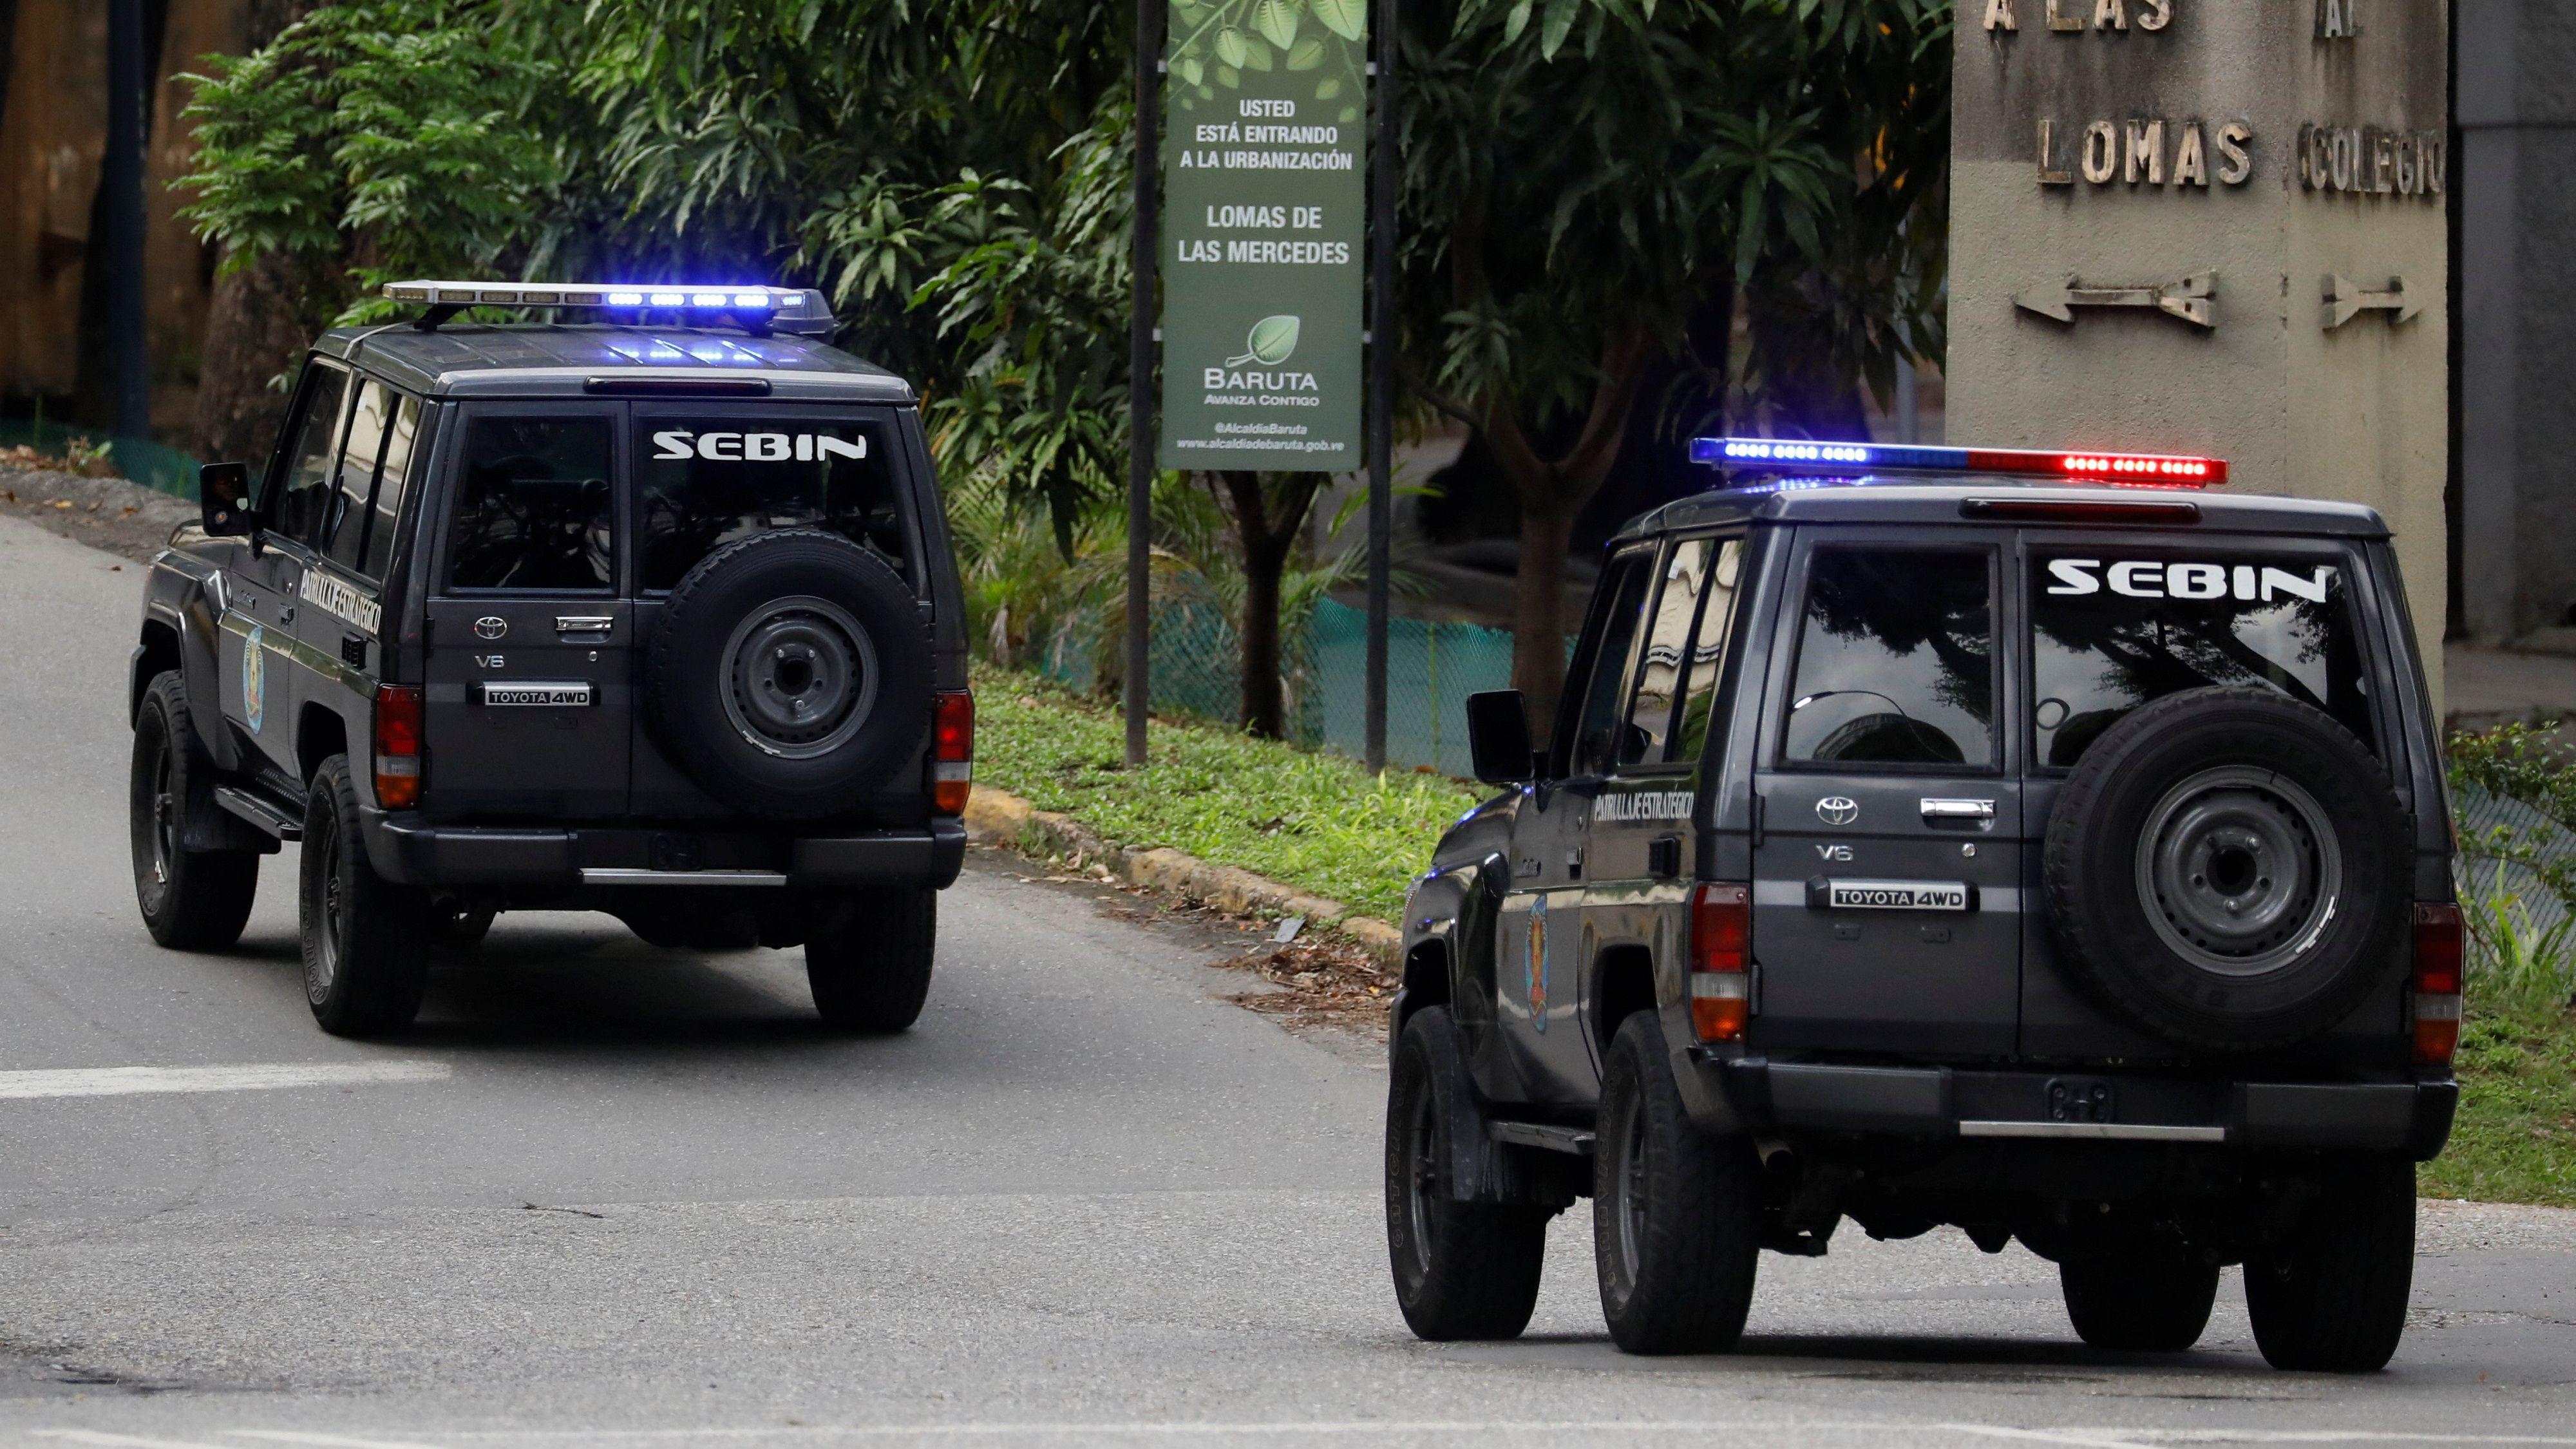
[1363,0,1398,775]
[1126,0,1163,770]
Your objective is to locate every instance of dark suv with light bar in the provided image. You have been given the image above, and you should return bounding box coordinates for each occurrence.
[1386,439,2458,1374]
[128,281,971,1036]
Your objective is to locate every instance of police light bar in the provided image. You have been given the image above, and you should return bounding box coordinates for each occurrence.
[380,281,835,336]
[1689,437,2227,488]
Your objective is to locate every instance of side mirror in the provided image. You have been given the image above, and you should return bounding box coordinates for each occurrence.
[1466,689,1537,786]
[199,462,254,536]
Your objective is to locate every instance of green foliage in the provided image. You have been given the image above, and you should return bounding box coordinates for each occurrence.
[2425,998,2576,1208]
[2449,721,2576,1006]
[176,1,560,319]
[975,665,1482,917]
[1410,0,1950,428]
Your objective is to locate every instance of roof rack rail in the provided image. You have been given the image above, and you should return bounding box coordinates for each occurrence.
[380,281,836,338]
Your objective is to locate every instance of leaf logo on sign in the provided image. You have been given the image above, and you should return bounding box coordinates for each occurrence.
[1216,25,1248,67]
[1226,314,1302,366]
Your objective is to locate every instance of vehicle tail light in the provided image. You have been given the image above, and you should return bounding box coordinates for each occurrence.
[373,685,423,810]
[932,690,973,815]
[1690,882,1752,1042]
[2410,902,2463,1066]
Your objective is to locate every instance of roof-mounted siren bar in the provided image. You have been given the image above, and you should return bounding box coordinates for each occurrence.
[1688,437,2228,488]
[379,282,837,337]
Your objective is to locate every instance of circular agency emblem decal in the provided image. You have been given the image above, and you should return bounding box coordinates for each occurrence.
[1526,893,1549,1033]
[1225,314,1301,368]
[241,625,266,734]
[474,615,509,641]
[1816,795,1860,826]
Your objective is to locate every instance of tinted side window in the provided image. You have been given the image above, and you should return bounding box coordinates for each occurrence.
[1783,548,1994,768]
[1566,553,1653,778]
[270,364,349,545]
[635,417,905,591]
[322,381,393,568]
[359,397,422,580]
[1667,539,1745,766]
[2031,551,2372,767]
[1620,539,1712,767]
[448,416,615,592]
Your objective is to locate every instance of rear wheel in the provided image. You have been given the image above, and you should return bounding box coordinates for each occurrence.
[2060,1235,2219,1352]
[1385,1005,1546,1341]
[806,887,936,1032]
[1593,1013,1760,1355]
[2247,1156,2416,1372]
[300,756,430,1037]
[129,674,258,951]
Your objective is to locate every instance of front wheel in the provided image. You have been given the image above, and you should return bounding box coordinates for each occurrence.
[2060,1235,2219,1352]
[129,674,258,951]
[806,887,936,1032]
[2246,1156,2416,1372]
[1385,1005,1547,1341]
[1593,1012,1760,1355]
[301,756,430,1037]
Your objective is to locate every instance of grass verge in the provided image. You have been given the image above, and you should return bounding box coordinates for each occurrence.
[2426,999,2576,1208]
[972,665,1483,921]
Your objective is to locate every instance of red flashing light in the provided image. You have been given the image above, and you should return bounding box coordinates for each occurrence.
[932,690,974,815]
[1959,447,2228,488]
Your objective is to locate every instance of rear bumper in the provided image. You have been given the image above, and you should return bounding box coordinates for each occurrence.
[1687,1053,2458,1161]
[358,811,967,892]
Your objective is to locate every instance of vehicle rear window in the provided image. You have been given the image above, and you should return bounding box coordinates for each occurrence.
[634,417,907,591]
[2031,550,2372,768]
[448,416,615,591]
[1782,547,1995,769]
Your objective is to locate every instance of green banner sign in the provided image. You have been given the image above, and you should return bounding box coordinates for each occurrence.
[1157,0,1368,471]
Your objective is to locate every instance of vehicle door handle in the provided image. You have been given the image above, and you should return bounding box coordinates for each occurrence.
[556,615,614,636]
[1648,835,1681,880]
[1920,798,1995,821]
[276,605,295,625]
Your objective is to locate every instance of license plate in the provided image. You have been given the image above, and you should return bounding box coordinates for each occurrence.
[478,681,593,707]
[1808,877,1975,911]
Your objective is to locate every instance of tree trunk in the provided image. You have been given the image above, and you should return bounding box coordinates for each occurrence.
[72,0,156,437]
[1214,469,1318,741]
[1510,499,1577,733]
[192,0,319,466]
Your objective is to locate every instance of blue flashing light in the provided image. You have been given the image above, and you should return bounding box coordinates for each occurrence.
[733,292,773,310]
[689,292,727,308]
[648,291,687,308]
[605,290,645,307]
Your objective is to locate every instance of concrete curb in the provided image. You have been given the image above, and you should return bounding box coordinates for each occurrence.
[961,786,1405,958]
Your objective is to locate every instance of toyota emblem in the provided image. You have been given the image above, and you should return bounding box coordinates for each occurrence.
[473,616,509,641]
[1816,795,1860,826]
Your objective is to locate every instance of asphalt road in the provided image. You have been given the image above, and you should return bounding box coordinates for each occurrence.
[3,510,2573,1448]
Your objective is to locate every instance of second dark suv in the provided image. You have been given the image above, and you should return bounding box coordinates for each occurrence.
[1387,439,2459,1374]
[129,282,971,1036]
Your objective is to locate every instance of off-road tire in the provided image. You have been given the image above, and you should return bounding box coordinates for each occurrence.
[300,756,431,1037]
[644,529,932,822]
[2246,1155,2416,1372]
[1593,1012,1761,1355]
[2061,1237,2220,1352]
[129,673,258,950]
[806,887,936,1032]
[2043,686,2411,1052]
[1385,1005,1548,1341]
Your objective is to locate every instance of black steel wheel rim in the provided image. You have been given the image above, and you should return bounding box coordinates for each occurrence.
[310,824,343,999]
[135,719,176,907]
[1612,1088,1649,1303]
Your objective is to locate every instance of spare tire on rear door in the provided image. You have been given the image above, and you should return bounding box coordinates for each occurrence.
[644,528,930,822]
[2041,685,2410,1052]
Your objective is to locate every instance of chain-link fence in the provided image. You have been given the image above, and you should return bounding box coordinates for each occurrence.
[1036,596,1535,777]
[2452,780,2573,942]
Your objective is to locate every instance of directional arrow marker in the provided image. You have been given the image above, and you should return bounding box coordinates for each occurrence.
[2014,272,2217,330]
[2323,274,2420,328]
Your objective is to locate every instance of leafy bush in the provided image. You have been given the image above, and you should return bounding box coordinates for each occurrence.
[2448,721,2576,1012]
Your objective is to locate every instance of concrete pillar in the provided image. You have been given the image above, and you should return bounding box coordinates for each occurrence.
[2456,0,2576,644]
[1949,0,2450,700]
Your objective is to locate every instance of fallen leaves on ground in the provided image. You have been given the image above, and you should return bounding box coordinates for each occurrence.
[1213,934,1398,1036]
